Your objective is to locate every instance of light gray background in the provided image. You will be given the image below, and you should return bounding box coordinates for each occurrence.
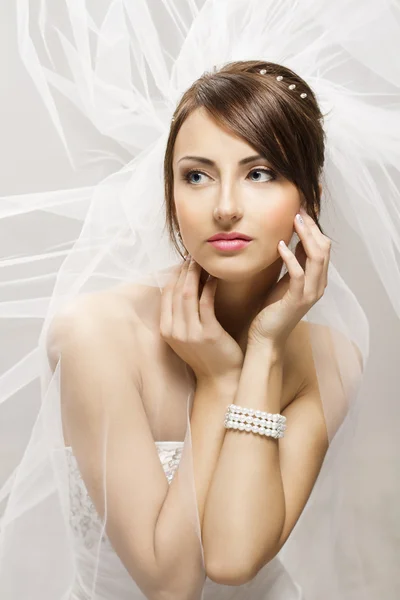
[0,1,399,596]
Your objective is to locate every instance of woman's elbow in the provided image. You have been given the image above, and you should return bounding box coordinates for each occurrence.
[205,547,278,586]
[205,556,256,586]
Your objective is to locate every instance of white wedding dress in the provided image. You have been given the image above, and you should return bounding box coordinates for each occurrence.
[65,441,304,600]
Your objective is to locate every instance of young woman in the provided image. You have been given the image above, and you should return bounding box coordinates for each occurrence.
[0,2,398,600]
[49,83,334,598]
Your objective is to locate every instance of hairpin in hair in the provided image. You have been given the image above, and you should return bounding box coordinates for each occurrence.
[171,66,308,125]
[259,69,308,98]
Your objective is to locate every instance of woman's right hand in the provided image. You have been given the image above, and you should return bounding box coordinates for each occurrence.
[160,257,244,385]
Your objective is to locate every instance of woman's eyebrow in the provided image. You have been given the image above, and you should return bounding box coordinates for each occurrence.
[177,154,266,166]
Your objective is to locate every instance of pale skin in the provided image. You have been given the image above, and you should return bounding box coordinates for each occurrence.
[47,107,332,598]
[163,107,331,582]
[173,106,316,352]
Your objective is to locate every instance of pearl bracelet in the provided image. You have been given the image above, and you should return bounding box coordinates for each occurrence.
[224,404,287,439]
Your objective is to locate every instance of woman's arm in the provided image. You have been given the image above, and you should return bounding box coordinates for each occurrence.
[154,374,239,585]
[47,293,238,600]
[201,341,328,586]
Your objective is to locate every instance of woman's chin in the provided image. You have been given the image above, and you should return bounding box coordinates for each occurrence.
[202,257,283,284]
[203,268,257,284]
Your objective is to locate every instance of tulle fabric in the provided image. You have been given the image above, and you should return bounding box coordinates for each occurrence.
[0,0,399,598]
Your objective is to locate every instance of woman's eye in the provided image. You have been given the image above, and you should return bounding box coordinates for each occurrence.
[182,168,275,185]
[248,168,275,183]
[183,170,209,185]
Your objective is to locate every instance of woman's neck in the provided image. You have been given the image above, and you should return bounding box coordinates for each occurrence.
[212,256,284,345]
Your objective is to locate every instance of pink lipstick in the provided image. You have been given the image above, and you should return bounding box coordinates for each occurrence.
[208,239,252,251]
[207,231,253,252]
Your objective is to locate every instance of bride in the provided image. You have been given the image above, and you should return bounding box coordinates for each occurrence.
[0,1,399,599]
[48,76,334,597]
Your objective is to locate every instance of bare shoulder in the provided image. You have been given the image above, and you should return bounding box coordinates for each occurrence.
[288,319,363,387]
[47,288,131,337]
[47,282,158,331]
[46,283,153,372]
[285,319,364,437]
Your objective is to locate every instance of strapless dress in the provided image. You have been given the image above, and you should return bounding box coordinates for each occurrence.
[65,441,304,600]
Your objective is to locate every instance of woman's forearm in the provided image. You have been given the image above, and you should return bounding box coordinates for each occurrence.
[201,343,286,581]
[153,374,239,598]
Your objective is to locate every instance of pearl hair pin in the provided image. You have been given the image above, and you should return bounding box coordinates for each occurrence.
[170,66,308,123]
[260,68,307,98]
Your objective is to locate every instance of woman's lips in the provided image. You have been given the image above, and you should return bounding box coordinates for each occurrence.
[207,239,252,251]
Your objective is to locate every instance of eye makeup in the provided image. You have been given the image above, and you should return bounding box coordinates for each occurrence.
[181,167,277,185]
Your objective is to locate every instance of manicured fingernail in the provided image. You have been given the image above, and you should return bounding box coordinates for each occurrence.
[296,213,304,224]
[279,240,286,248]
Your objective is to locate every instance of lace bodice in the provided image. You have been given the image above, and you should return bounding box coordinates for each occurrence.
[65,441,184,550]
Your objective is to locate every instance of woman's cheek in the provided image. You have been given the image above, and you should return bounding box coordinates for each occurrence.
[259,187,299,239]
[174,202,204,250]
[176,196,207,232]
[259,203,294,243]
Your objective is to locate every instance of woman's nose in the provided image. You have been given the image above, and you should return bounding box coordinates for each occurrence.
[213,204,242,221]
[213,189,243,221]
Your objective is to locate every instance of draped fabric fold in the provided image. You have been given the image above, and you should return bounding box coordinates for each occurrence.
[1,1,399,598]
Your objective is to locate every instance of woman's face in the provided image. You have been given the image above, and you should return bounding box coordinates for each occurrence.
[172,107,302,282]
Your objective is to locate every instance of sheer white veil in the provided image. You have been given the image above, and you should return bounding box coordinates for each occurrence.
[0,0,399,598]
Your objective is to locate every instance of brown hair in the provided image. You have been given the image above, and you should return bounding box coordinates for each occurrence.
[163,60,331,259]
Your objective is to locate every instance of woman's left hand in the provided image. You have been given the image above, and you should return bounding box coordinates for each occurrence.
[248,206,331,349]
